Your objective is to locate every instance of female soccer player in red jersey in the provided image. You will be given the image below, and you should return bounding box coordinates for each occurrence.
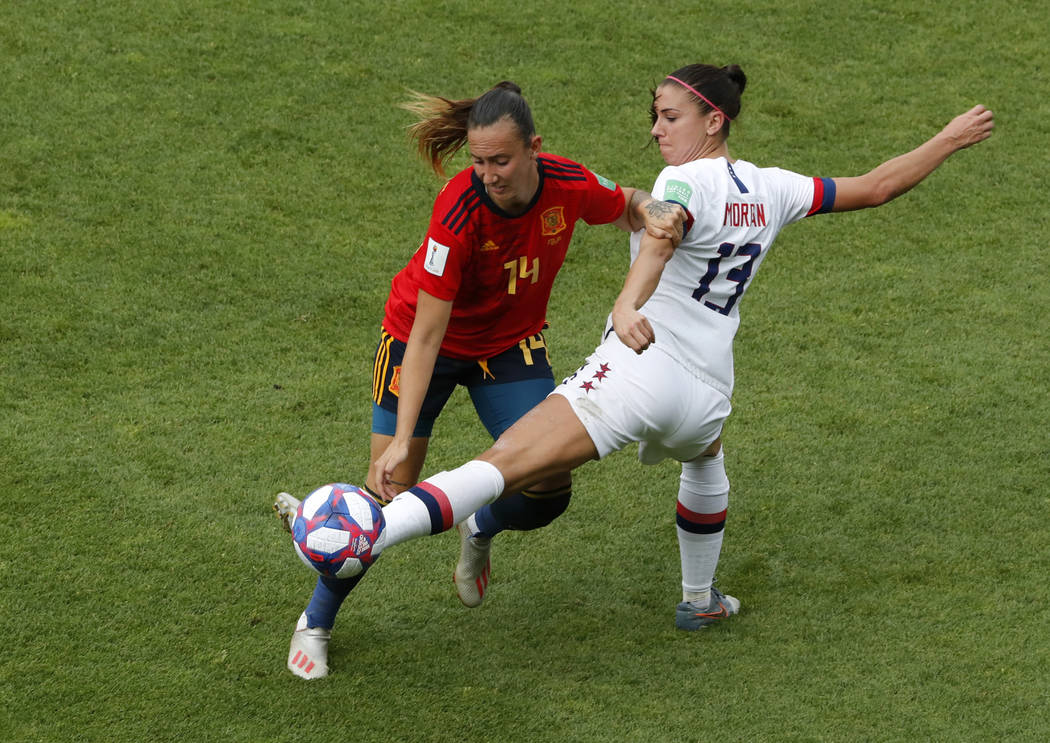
[370,82,681,509]
[276,81,684,678]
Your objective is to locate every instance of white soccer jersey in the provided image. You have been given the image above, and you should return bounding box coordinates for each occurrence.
[628,157,835,396]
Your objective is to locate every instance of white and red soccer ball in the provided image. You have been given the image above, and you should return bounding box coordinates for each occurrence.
[291,484,387,578]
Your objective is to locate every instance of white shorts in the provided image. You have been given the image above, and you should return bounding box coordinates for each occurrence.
[551,334,731,464]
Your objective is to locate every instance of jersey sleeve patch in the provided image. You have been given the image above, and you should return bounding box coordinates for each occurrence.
[663,179,693,205]
[423,238,451,277]
[592,171,618,191]
[806,177,837,216]
[660,180,695,237]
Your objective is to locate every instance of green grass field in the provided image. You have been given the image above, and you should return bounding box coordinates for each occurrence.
[3,1,1047,741]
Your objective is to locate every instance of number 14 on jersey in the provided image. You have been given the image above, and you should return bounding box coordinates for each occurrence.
[504,256,540,295]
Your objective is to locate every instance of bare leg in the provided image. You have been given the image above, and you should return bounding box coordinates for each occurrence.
[480,394,599,496]
[382,395,598,549]
[366,432,430,501]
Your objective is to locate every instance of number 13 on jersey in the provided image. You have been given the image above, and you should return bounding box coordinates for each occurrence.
[692,241,762,316]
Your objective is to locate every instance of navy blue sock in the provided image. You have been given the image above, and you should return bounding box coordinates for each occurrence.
[472,486,571,538]
[304,572,365,629]
[472,503,504,537]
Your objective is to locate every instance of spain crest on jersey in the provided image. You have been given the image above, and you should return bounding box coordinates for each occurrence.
[540,206,567,236]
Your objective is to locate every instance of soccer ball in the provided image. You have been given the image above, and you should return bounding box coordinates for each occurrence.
[291,484,387,578]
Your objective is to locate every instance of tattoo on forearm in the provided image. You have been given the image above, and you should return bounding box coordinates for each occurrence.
[644,200,680,220]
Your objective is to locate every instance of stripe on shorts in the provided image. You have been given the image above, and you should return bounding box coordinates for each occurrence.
[372,331,394,405]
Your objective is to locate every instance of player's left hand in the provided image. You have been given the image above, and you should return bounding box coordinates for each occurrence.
[612,306,656,353]
[942,104,995,150]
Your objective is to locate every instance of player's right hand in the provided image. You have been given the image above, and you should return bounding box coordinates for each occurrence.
[943,105,995,150]
[642,199,686,247]
[371,440,410,502]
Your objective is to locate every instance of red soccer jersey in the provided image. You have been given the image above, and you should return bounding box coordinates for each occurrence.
[382,154,625,359]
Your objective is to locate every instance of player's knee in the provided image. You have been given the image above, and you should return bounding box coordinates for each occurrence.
[681,449,729,497]
[522,485,572,528]
[491,484,572,531]
[678,451,728,533]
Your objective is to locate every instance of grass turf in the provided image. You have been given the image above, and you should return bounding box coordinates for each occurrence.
[2,1,1047,741]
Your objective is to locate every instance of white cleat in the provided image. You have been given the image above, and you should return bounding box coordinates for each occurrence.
[287,612,331,680]
[273,492,301,534]
[453,521,491,608]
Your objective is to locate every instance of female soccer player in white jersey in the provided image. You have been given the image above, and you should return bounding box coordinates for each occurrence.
[278,63,993,676]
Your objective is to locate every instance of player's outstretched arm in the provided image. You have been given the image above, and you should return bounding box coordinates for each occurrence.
[830,105,995,213]
[370,290,452,502]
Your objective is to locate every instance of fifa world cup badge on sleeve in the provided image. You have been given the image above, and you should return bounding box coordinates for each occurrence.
[664,180,693,205]
[592,171,617,191]
[424,238,450,277]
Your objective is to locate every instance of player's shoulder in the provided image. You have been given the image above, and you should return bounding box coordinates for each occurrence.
[685,158,810,193]
[538,152,592,185]
[657,158,731,197]
[538,151,585,170]
[434,167,478,201]
[664,157,725,181]
[741,159,811,184]
[431,168,485,232]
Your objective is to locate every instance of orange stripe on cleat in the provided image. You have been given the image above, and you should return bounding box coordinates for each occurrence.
[304,661,315,674]
[477,562,490,595]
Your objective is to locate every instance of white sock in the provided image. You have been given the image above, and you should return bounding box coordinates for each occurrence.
[382,460,505,548]
[676,451,729,604]
[461,512,488,541]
